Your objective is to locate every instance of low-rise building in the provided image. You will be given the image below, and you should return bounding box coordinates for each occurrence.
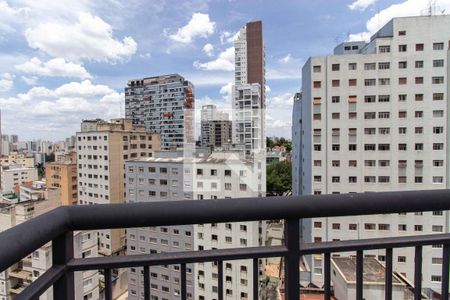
[0,166,38,193]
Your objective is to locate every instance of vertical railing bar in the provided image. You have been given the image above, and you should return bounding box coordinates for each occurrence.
[441,244,449,300]
[414,245,422,300]
[324,252,331,300]
[104,268,112,300]
[253,258,259,300]
[385,248,393,300]
[143,266,150,300]
[218,260,223,300]
[356,250,363,300]
[284,218,300,300]
[52,231,74,300]
[181,263,187,300]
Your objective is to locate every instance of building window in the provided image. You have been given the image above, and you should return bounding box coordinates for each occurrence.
[378,176,390,183]
[378,95,390,102]
[379,224,390,230]
[433,59,444,67]
[398,77,407,85]
[415,43,424,51]
[399,127,407,134]
[364,176,376,183]
[364,223,376,230]
[332,144,340,151]
[331,96,340,103]
[415,127,423,134]
[349,224,357,230]
[349,160,357,167]
[332,113,340,119]
[364,144,376,151]
[349,79,357,86]
[313,113,321,120]
[314,221,322,228]
[364,79,376,86]
[415,177,423,183]
[398,224,407,231]
[433,126,444,134]
[415,60,424,68]
[398,176,407,183]
[415,94,423,101]
[415,77,423,84]
[432,76,444,84]
[415,143,423,151]
[364,112,376,119]
[332,64,340,71]
[348,63,357,70]
[398,61,407,69]
[433,42,444,50]
[378,144,390,151]
[365,95,376,103]
[378,112,390,119]
[433,177,444,184]
[313,81,321,88]
[378,62,390,69]
[378,46,390,53]
[398,94,407,102]
[415,111,423,118]
[332,80,340,87]
[349,176,357,183]
[379,78,390,85]
[433,160,444,167]
[331,176,340,183]
[349,144,357,151]
[398,44,407,52]
[313,65,321,72]
[433,93,444,101]
[332,223,340,229]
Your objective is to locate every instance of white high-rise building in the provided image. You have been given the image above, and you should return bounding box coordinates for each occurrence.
[233,21,265,155]
[293,15,450,291]
[126,149,264,300]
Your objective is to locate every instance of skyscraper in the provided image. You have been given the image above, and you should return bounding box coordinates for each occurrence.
[125,74,195,150]
[233,21,265,155]
[293,15,450,290]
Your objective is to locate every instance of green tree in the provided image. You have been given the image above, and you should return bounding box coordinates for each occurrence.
[35,163,45,178]
[266,137,274,149]
[266,160,292,196]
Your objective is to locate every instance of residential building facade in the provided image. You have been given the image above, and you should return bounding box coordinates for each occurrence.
[125,74,195,150]
[126,149,263,300]
[293,15,450,291]
[200,105,232,148]
[46,153,78,206]
[233,21,266,155]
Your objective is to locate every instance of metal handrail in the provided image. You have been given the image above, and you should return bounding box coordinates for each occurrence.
[1,189,450,300]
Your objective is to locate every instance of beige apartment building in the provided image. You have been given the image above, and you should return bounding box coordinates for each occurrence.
[46,152,78,205]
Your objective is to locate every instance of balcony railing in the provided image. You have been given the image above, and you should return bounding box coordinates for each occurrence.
[1,190,450,300]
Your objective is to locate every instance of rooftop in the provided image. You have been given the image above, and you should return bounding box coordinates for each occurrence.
[332,257,402,285]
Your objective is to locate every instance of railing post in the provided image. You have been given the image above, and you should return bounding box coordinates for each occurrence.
[284,218,300,300]
[52,231,74,300]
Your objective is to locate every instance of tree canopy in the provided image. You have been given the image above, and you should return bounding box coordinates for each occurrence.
[266,160,292,196]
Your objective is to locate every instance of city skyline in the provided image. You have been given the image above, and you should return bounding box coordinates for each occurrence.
[2,0,449,140]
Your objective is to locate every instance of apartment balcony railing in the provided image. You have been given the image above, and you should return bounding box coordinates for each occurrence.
[1,190,450,300]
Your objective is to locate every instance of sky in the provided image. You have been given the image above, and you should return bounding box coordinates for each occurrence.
[1,0,449,141]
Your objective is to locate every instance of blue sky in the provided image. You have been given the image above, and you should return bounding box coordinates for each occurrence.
[0,0,447,141]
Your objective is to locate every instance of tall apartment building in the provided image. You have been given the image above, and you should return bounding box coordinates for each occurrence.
[232,21,266,154]
[293,15,450,291]
[77,118,161,256]
[0,185,98,300]
[126,149,263,300]
[125,74,195,150]
[200,105,232,148]
[46,153,78,205]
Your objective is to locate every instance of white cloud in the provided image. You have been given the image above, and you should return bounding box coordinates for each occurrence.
[268,92,295,109]
[25,12,137,62]
[0,73,13,92]
[348,0,378,11]
[15,57,92,79]
[202,43,214,56]
[139,52,152,59]
[278,54,293,64]
[55,80,114,97]
[21,76,38,85]
[169,13,215,43]
[193,47,234,71]
[348,0,450,41]
[220,31,239,44]
[0,0,28,33]
[0,79,124,138]
[265,85,271,93]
